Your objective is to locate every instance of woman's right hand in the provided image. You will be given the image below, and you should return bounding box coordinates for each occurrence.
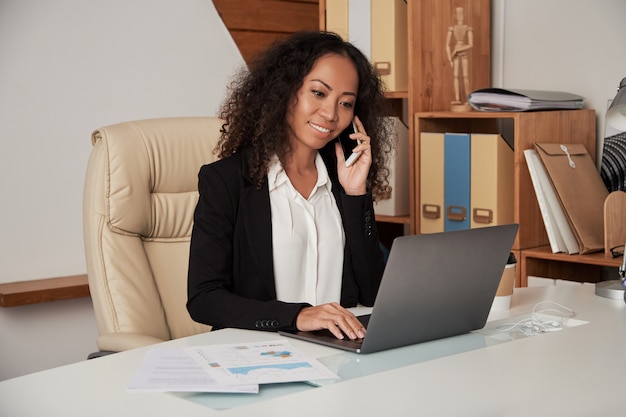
[295,303,366,340]
[336,116,371,196]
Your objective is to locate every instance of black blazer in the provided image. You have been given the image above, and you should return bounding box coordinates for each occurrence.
[187,144,385,332]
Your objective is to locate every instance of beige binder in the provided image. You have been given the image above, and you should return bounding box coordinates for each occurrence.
[420,132,445,233]
[470,134,514,228]
[374,118,409,216]
[371,0,407,92]
[325,0,349,40]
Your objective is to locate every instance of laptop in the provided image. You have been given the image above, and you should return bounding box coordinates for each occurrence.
[279,224,518,354]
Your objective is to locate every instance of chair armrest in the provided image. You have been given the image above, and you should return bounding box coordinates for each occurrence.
[87,350,117,360]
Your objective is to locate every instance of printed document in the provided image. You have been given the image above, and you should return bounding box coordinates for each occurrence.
[186,339,339,386]
[127,347,258,393]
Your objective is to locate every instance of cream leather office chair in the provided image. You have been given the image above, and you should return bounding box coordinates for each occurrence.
[83,117,222,356]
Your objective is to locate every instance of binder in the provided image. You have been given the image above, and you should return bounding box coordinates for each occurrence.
[326,0,349,40]
[420,132,445,233]
[535,143,609,254]
[371,0,407,92]
[348,0,371,60]
[444,133,470,231]
[374,118,409,216]
[470,134,514,228]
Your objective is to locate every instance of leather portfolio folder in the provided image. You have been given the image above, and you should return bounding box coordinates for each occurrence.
[535,143,609,254]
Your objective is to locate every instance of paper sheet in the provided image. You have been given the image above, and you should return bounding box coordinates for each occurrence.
[186,339,339,386]
[127,347,258,393]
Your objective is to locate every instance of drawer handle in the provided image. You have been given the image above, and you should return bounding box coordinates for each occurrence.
[374,61,391,76]
[422,204,441,219]
[447,206,467,221]
[473,208,493,224]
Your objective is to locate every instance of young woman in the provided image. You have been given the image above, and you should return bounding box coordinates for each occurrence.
[187,31,392,340]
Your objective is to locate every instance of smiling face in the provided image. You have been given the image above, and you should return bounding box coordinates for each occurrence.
[286,53,359,154]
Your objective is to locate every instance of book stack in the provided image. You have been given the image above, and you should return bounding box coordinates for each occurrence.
[524,143,608,254]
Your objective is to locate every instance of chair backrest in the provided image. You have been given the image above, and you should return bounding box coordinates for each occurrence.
[83,117,221,352]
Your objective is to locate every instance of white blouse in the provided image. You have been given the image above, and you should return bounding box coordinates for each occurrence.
[267,154,345,306]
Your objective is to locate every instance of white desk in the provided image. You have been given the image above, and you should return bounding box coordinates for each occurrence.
[1,284,625,416]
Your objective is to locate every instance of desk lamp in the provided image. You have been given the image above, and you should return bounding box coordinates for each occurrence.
[596,77,626,302]
[606,78,626,131]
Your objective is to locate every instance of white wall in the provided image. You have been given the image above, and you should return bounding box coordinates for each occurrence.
[492,0,626,157]
[0,298,99,379]
[0,0,244,381]
[0,0,243,283]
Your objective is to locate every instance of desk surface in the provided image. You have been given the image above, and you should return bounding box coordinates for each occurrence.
[1,284,625,417]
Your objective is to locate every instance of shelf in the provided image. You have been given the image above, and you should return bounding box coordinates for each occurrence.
[384,91,409,99]
[417,110,520,119]
[321,0,494,235]
[414,109,597,286]
[0,275,89,307]
[522,246,622,267]
[375,214,411,225]
[520,246,622,287]
[319,3,611,288]
[414,109,597,252]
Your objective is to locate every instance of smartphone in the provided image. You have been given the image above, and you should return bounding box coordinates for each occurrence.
[338,121,361,167]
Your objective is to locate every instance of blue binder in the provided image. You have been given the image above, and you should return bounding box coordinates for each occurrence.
[444,133,471,231]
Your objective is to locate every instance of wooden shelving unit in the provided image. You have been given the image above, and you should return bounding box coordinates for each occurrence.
[414,110,598,286]
[319,2,618,286]
[320,0,491,233]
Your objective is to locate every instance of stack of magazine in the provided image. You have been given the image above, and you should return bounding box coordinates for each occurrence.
[468,88,584,112]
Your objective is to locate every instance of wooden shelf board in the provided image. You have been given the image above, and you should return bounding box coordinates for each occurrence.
[520,245,622,286]
[0,275,89,307]
[522,246,622,268]
[375,214,411,225]
[384,91,409,99]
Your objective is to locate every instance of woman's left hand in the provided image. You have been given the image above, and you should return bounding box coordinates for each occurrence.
[335,116,371,196]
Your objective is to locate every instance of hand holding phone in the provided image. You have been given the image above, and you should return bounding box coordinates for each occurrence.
[338,121,361,167]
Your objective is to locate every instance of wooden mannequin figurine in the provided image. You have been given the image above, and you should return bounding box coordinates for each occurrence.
[446,7,473,111]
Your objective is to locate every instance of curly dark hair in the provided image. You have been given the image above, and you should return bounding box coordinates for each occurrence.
[216,31,392,200]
